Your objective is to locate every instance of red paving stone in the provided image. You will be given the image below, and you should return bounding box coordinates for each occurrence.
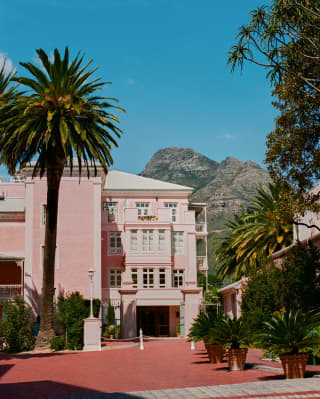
[0,340,319,399]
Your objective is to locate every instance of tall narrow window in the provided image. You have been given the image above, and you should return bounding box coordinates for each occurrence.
[159,268,166,288]
[41,204,47,225]
[172,232,184,254]
[103,202,118,223]
[143,268,154,288]
[131,268,138,288]
[158,230,165,251]
[142,229,153,251]
[164,203,177,223]
[109,232,122,254]
[109,269,121,287]
[173,269,184,288]
[136,202,149,216]
[130,230,138,251]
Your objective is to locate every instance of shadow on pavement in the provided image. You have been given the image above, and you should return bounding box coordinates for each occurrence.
[0,364,14,378]
[1,380,145,399]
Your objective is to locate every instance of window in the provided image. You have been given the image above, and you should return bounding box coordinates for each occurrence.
[103,202,118,223]
[109,269,121,287]
[130,230,138,251]
[132,268,138,288]
[109,232,122,254]
[142,229,153,251]
[136,202,149,216]
[158,230,165,251]
[143,268,154,288]
[173,269,184,288]
[164,203,177,223]
[159,268,166,288]
[172,232,184,254]
[41,204,47,225]
[41,246,58,269]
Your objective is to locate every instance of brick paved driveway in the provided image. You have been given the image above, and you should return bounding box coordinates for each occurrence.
[0,340,319,399]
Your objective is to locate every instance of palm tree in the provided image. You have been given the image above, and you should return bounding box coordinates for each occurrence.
[0,48,125,347]
[0,60,16,113]
[214,184,292,280]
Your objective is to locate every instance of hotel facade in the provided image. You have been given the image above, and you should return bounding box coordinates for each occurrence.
[0,166,208,338]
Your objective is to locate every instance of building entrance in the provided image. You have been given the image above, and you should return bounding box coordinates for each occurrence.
[137,306,169,337]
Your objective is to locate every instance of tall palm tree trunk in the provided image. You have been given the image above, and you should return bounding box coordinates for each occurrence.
[36,158,64,348]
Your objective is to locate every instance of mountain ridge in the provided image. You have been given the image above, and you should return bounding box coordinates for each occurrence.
[141,147,271,231]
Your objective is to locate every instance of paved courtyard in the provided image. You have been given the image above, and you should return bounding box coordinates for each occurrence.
[0,340,319,399]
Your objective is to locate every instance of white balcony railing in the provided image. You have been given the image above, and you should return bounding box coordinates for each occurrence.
[196,223,207,233]
[0,284,23,303]
[197,256,208,271]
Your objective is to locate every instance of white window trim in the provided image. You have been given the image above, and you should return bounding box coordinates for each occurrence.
[143,267,154,288]
[172,232,184,255]
[109,232,122,255]
[41,204,47,226]
[164,203,178,223]
[130,230,138,251]
[109,269,122,288]
[103,202,118,223]
[142,229,154,252]
[136,202,150,216]
[40,245,59,269]
[159,268,166,288]
[131,268,138,288]
[158,230,165,251]
[173,269,184,288]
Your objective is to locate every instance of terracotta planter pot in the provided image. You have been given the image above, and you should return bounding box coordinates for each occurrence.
[279,353,309,379]
[206,344,224,363]
[227,348,248,370]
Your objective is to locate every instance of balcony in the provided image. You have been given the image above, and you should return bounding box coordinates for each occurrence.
[0,284,23,303]
[197,256,208,271]
[124,208,171,224]
[196,222,207,235]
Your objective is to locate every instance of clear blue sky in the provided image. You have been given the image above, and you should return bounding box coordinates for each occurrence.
[0,0,273,177]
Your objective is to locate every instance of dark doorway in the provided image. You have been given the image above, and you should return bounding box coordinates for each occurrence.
[137,306,169,337]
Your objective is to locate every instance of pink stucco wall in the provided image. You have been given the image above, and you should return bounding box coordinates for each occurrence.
[0,170,204,337]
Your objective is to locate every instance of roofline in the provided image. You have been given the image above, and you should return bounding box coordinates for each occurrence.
[218,278,246,293]
[271,231,320,259]
[104,188,193,193]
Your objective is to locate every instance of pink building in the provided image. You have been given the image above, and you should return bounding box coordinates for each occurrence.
[0,166,208,338]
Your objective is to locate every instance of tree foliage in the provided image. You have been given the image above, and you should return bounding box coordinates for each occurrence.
[55,292,100,350]
[0,297,34,353]
[0,47,124,346]
[228,0,320,219]
[214,183,292,279]
[241,242,320,331]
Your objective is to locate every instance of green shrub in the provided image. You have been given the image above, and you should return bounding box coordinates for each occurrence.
[256,310,320,355]
[55,292,101,350]
[0,297,34,353]
[106,302,115,326]
[50,336,65,351]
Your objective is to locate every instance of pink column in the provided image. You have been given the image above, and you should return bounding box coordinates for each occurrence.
[182,289,201,337]
[119,289,137,339]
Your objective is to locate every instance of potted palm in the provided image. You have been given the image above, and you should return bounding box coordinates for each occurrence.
[256,310,320,379]
[211,316,250,370]
[188,312,225,363]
